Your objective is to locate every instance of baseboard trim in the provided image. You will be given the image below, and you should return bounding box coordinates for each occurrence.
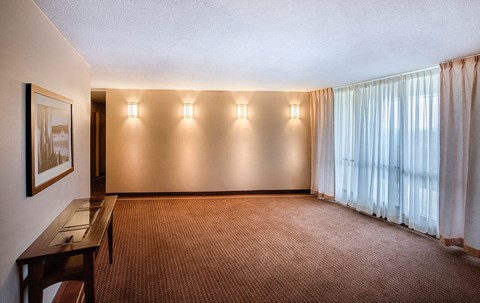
[108,189,311,197]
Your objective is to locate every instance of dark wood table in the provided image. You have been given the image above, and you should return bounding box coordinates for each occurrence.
[17,195,117,303]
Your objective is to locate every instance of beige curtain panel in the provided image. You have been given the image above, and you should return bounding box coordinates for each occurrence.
[439,55,480,257]
[310,88,335,200]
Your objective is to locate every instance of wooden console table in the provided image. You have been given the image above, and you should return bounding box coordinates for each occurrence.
[17,195,117,303]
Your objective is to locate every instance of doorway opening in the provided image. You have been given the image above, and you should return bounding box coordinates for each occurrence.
[90,90,106,197]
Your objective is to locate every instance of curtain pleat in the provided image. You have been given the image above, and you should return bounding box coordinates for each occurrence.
[334,69,440,236]
[310,89,335,200]
[439,56,480,256]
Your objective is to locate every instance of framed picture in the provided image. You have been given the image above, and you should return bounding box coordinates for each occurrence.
[27,84,74,196]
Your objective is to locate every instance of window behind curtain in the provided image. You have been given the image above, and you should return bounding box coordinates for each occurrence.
[334,68,440,236]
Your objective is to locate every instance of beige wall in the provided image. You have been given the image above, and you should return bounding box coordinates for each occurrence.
[106,90,310,193]
[0,0,90,302]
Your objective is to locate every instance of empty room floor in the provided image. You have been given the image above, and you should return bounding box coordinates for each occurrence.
[92,195,480,303]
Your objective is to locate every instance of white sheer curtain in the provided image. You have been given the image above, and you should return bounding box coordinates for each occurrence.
[439,56,480,256]
[334,68,440,236]
[310,89,335,200]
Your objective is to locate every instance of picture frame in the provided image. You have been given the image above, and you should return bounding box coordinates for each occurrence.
[27,84,74,196]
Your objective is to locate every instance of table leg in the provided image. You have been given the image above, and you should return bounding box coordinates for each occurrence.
[83,252,95,303]
[108,215,113,264]
[27,262,43,303]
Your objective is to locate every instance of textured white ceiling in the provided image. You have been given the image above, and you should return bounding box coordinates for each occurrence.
[34,0,480,91]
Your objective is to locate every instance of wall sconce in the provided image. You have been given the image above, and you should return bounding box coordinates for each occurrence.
[237,104,248,119]
[127,102,138,118]
[290,104,300,119]
[183,103,194,119]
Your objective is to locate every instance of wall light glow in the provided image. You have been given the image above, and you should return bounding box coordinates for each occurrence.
[127,102,138,118]
[237,104,248,119]
[183,103,194,118]
[290,104,300,119]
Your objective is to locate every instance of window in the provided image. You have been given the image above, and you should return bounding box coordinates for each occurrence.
[334,69,440,236]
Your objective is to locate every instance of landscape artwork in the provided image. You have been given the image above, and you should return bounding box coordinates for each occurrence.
[27,84,74,196]
[37,104,70,173]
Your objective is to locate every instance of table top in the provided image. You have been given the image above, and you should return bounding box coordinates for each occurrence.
[17,195,117,264]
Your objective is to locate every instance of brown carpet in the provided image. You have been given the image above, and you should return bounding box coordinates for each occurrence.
[94,196,480,302]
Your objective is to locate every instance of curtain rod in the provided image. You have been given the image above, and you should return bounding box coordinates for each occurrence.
[333,66,438,90]
[440,52,480,64]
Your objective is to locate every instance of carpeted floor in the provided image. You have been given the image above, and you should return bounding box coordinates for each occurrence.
[94,196,480,302]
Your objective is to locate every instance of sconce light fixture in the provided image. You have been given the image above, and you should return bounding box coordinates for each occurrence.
[127,102,138,118]
[237,104,248,119]
[290,104,300,119]
[183,103,194,118]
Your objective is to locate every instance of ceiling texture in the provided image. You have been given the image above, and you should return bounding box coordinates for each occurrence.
[34,0,480,91]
